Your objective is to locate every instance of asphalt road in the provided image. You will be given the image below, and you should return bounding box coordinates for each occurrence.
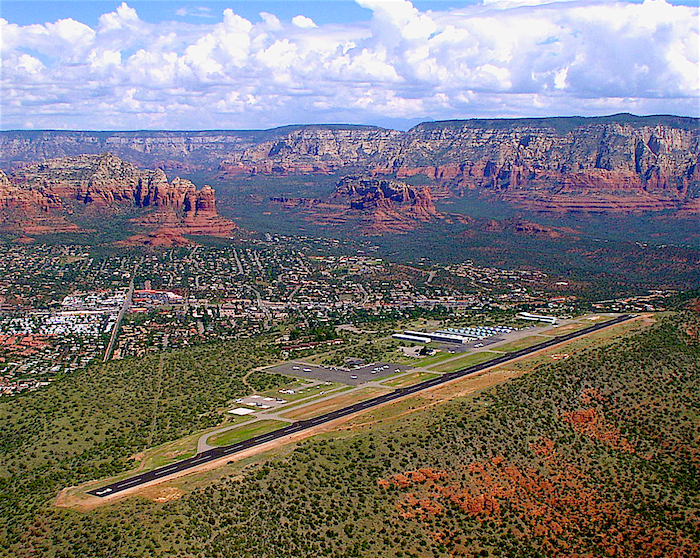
[88,314,634,498]
[102,272,136,363]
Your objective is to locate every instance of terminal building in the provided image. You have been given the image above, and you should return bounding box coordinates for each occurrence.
[394,330,473,345]
[409,331,471,344]
[392,333,433,343]
[517,312,557,324]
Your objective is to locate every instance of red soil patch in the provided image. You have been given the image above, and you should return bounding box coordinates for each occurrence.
[561,407,635,453]
[386,468,446,489]
[379,446,699,556]
[530,437,556,460]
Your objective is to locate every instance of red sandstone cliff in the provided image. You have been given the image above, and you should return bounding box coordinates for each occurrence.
[271,176,442,234]
[0,153,235,241]
[1,116,697,218]
[331,176,440,221]
[225,116,699,215]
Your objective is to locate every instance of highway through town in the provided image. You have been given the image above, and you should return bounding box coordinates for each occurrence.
[102,264,138,363]
[88,314,634,497]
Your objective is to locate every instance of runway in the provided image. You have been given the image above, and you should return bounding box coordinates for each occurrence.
[88,314,634,498]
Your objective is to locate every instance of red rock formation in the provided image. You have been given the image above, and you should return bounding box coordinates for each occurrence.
[117,228,193,248]
[0,169,61,213]
[3,116,697,219]
[0,153,236,240]
[270,176,443,234]
[218,161,337,177]
[0,169,82,234]
[331,176,441,223]
[678,197,700,217]
[220,116,699,216]
[181,185,235,235]
[483,218,579,238]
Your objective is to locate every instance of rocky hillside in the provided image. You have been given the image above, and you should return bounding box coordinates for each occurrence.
[272,176,444,234]
[2,114,698,215]
[233,115,699,214]
[331,176,439,218]
[0,153,234,243]
[396,116,699,213]
[0,126,390,171]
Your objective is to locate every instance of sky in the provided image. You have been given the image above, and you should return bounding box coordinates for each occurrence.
[1,0,698,130]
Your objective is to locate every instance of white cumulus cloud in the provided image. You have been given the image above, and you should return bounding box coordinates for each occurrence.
[0,0,697,130]
[292,15,318,29]
[98,2,139,31]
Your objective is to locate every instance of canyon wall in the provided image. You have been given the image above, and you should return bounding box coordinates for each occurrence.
[228,115,699,212]
[0,153,234,240]
[2,114,698,214]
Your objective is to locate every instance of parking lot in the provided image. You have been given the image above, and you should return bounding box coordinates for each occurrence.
[268,361,410,386]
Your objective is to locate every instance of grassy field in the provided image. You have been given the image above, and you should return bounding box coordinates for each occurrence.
[280,387,392,420]
[411,349,458,367]
[207,420,287,447]
[493,334,552,353]
[136,434,199,472]
[381,371,439,388]
[135,415,259,472]
[276,385,354,411]
[428,350,500,373]
[547,319,612,335]
[491,316,653,372]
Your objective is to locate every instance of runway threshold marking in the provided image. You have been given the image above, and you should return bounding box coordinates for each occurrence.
[87,315,634,498]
